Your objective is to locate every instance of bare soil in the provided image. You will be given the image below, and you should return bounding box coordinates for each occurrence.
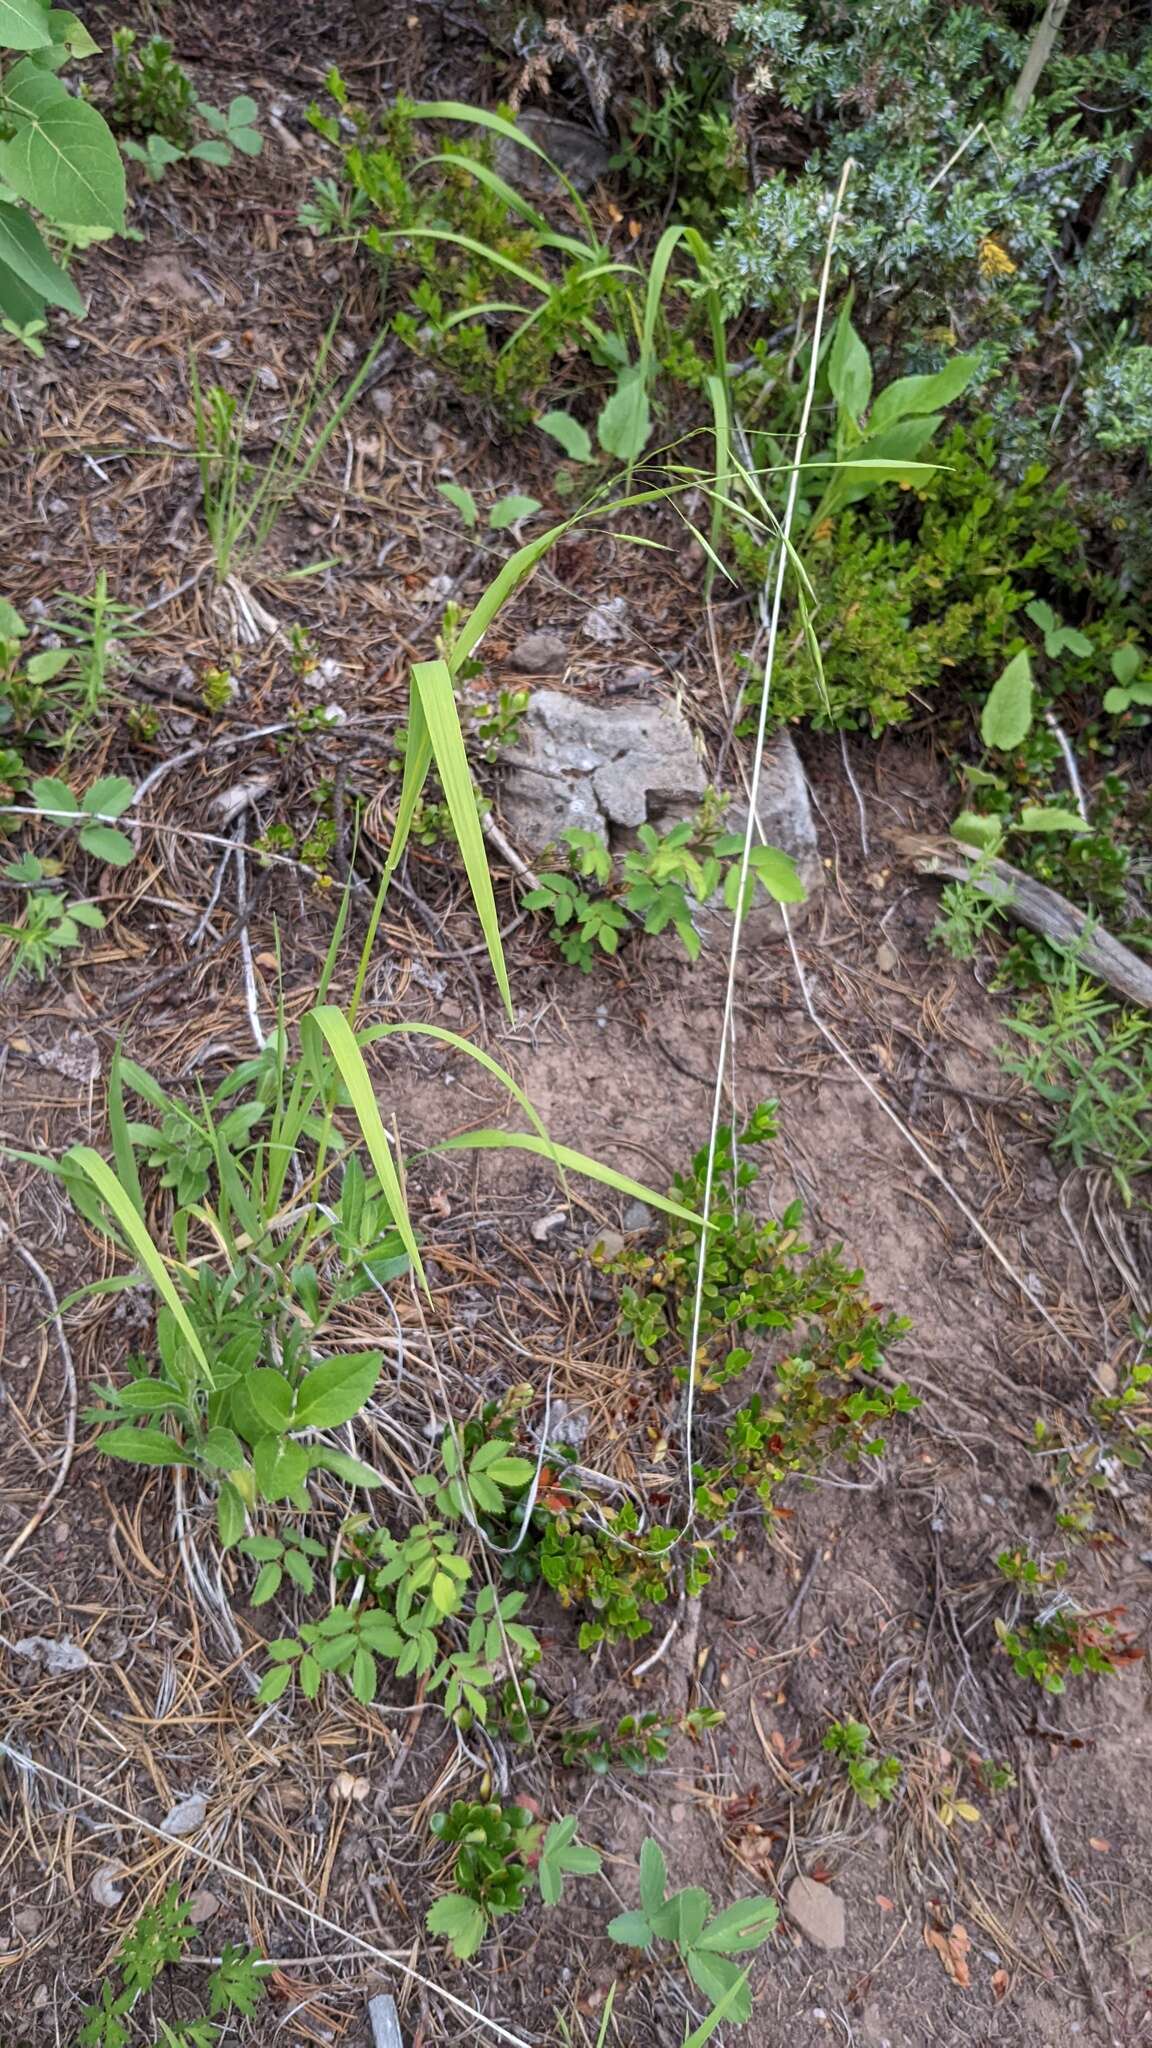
[1,5,1150,2046]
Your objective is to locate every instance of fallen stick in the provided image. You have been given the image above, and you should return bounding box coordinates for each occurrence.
[903,834,1152,1012]
[368,1992,403,2048]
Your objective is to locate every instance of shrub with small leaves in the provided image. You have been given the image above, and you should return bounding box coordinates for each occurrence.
[608,1837,776,2025]
[823,1719,902,1810]
[239,1527,326,1605]
[994,1605,1142,1695]
[426,1802,600,1959]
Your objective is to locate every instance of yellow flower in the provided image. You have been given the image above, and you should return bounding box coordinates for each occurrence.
[979,237,1017,279]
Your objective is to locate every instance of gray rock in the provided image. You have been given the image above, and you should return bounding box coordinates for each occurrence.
[509,630,570,674]
[494,112,611,197]
[622,1200,653,1232]
[787,1874,846,1950]
[499,689,706,853]
[695,731,822,945]
[581,596,630,645]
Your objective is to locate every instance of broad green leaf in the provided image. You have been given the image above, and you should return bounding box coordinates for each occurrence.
[750,844,806,904]
[0,197,82,310]
[0,253,45,323]
[1112,645,1141,686]
[253,1434,311,1503]
[32,773,78,814]
[0,62,125,231]
[598,369,651,461]
[868,355,979,434]
[980,649,1033,750]
[1103,686,1131,714]
[1016,806,1089,835]
[25,646,71,681]
[538,408,592,462]
[606,1909,653,1948]
[0,0,52,50]
[309,1446,383,1488]
[307,1005,425,1286]
[256,1661,292,1704]
[78,822,134,866]
[695,1896,778,1953]
[46,10,98,57]
[216,1480,245,1548]
[250,1561,282,1604]
[489,492,541,530]
[434,1128,704,1226]
[293,1350,382,1430]
[827,303,872,429]
[199,1426,246,1471]
[639,1836,666,1918]
[246,1369,294,1432]
[351,1645,376,1702]
[950,810,1003,854]
[410,659,511,1015]
[65,1146,213,1384]
[96,1425,194,1467]
[437,480,478,528]
[0,598,27,636]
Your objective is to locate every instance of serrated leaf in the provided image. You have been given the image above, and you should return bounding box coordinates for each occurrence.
[281,1547,314,1593]
[83,775,134,818]
[606,1909,653,1948]
[538,408,591,462]
[427,1892,487,1960]
[350,1645,376,1702]
[980,650,1033,751]
[31,774,78,814]
[293,1350,382,1430]
[257,1661,292,1704]
[685,1949,749,2022]
[78,822,134,866]
[0,63,125,232]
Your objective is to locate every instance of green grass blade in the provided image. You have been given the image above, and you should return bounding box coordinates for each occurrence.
[307,1005,426,1290]
[417,152,596,260]
[407,99,598,238]
[107,1044,144,1219]
[682,1968,752,2047]
[359,1021,554,1157]
[640,224,686,383]
[432,1128,703,1226]
[66,1145,213,1385]
[371,225,552,295]
[412,658,512,1017]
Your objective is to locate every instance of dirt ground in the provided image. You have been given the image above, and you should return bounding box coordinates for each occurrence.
[1,3,1150,2045]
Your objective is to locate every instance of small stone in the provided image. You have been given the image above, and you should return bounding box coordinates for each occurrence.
[13,1907,42,1937]
[14,1634,91,1675]
[590,1229,625,1261]
[622,1200,653,1233]
[493,112,611,196]
[509,630,570,673]
[186,1890,220,1925]
[581,596,630,645]
[162,1793,208,1837]
[787,1874,846,1950]
[90,1866,125,1908]
[500,689,705,852]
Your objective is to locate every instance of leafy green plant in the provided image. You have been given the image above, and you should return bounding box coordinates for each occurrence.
[426,1802,600,1959]
[1000,961,1152,1202]
[995,1547,1067,1590]
[559,1711,671,1776]
[0,883,104,983]
[607,1837,776,2025]
[539,1499,710,1650]
[437,481,542,532]
[822,1719,901,1810]
[239,1526,326,1604]
[0,3,125,343]
[112,29,262,178]
[77,1884,267,2048]
[995,1605,1140,1695]
[525,807,805,970]
[19,772,135,865]
[1102,644,1152,719]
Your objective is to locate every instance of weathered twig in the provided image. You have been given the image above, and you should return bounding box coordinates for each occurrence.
[0,1229,77,1570]
[1021,1756,1115,2042]
[904,834,1152,1012]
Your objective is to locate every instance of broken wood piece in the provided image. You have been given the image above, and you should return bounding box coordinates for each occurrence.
[368,1993,403,2048]
[903,834,1152,1012]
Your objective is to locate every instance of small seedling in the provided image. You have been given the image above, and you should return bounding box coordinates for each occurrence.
[77,1884,267,2048]
[426,1802,600,1959]
[20,774,135,866]
[822,1719,902,1810]
[995,1604,1142,1693]
[1102,643,1152,715]
[559,1712,672,1775]
[607,1837,776,2024]
[239,1527,326,1604]
[437,482,542,531]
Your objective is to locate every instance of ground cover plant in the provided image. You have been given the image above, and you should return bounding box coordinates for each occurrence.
[1,3,1151,2047]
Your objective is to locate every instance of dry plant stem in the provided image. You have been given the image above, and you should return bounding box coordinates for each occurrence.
[1020,1756,1115,2041]
[679,157,856,1540]
[777,907,1086,1365]
[0,1743,535,2048]
[0,1229,77,1571]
